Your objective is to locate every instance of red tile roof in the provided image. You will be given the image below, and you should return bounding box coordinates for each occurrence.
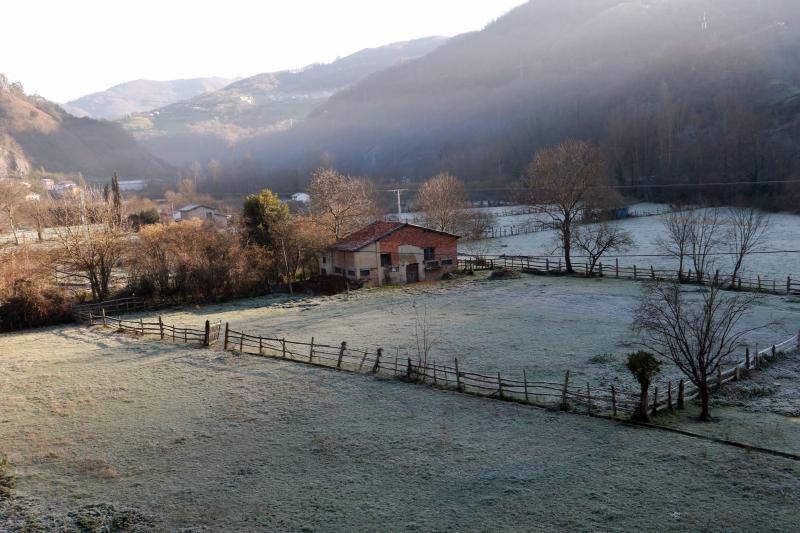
[330,221,405,252]
[329,221,459,252]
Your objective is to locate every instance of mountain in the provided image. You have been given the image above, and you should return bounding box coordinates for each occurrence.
[124,36,447,165]
[0,74,171,180]
[63,77,236,120]
[223,0,800,204]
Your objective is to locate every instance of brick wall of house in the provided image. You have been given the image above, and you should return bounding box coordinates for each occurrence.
[378,226,458,280]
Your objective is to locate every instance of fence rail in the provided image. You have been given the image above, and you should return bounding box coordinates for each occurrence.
[82,310,798,419]
[73,297,146,320]
[458,254,800,296]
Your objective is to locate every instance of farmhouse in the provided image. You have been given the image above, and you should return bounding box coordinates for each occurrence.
[320,221,459,286]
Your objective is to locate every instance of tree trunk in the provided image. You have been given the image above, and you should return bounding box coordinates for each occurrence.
[632,386,650,422]
[698,381,711,422]
[562,218,573,273]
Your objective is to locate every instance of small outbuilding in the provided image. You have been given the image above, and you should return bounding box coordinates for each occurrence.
[173,204,231,226]
[320,221,460,286]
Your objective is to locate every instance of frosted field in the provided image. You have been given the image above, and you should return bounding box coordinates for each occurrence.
[463,206,800,281]
[2,324,800,531]
[141,274,800,391]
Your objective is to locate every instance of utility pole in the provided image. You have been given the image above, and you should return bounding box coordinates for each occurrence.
[389,189,408,220]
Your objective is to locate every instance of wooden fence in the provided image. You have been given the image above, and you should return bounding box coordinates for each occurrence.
[73,297,146,320]
[220,323,799,418]
[458,254,800,296]
[80,310,798,418]
[84,311,222,347]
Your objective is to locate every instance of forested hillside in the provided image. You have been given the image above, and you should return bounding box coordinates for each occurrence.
[216,0,800,205]
[0,74,171,179]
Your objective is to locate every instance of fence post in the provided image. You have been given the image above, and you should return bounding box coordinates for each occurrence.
[204,320,210,347]
[771,344,776,361]
[282,339,287,359]
[455,357,463,392]
[651,387,658,417]
[615,258,619,278]
[140,318,144,336]
[745,346,750,370]
[599,262,603,277]
[545,258,550,272]
[239,332,244,353]
[223,323,229,350]
[788,276,792,294]
[159,316,164,340]
[611,385,617,417]
[101,308,107,327]
[561,370,570,410]
[309,337,315,362]
[754,343,759,369]
[678,380,685,410]
[372,348,382,374]
[667,382,673,410]
[497,372,504,399]
[650,265,655,280]
[259,336,263,356]
[523,368,529,403]
[734,365,740,381]
[757,276,762,291]
[406,357,413,380]
[337,342,347,368]
[633,265,637,280]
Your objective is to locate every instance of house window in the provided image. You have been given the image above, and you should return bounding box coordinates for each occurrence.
[360,269,371,278]
[206,211,213,220]
[441,259,453,266]
[347,270,356,277]
[321,268,327,275]
[322,256,327,264]
[334,267,343,274]
[424,247,436,261]
[380,253,392,267]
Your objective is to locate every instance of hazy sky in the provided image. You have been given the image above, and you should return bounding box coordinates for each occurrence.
[3,0,526,103]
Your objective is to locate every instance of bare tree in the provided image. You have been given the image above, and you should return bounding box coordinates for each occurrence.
[0,180,28,246]
[412,299,441,380]
[688,208,722,283]
[49,193,128,302]
[726,207,769,284]
[416,172,467,234]
[633,282,760,421]
[518,140,621,273]
[307,168,379,240]
[656,206,694,279]
[572,223,633,275]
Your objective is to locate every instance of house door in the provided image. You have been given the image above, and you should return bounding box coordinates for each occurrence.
[406,263,419,283]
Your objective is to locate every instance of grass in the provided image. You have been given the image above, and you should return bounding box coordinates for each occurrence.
[0,456,16,499]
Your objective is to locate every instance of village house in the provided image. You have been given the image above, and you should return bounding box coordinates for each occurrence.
[172,204,231,226]
[320,221,459,286]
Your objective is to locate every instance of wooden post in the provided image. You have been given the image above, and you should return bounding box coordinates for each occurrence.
[788,276,792,294]
[667,382,673,410]
[561,370,570,410]
[184,328,187,344]
[771,344,776,361]
[651,387,658,417]
[615,258,619,278]
[757,275,762,291]
[599,262,603,277]
[337,342,347,368]
[282,339,287,359]
[754,343,759,369]
[745,346,750,370]
[545,258,550,272]
[650,265,655,280]
[677,380,685,410]
[611,385,617,417]
[223,323,229,350]
[455,357,463,392]
[101,308,107,327]
[714,270,720,286]
[734,365,740,381]
[359,351,369,372]
[140,318,144,336]
[309,337,315,362]
[407,357,413,380]
[523,368,529,402]
[497,372,503,399]
[259,336,263,356]
[239,332,244,353]
[159,315,164,340]
[204,320,210,347]
[633,265,637,280]
[372,348,382,374]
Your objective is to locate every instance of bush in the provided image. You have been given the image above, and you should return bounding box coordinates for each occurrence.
[0,280,72,332]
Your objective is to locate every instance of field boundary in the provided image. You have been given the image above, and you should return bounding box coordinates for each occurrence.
[459,254,800,296]
[82,311,798,419]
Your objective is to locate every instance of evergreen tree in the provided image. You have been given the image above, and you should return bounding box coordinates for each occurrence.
[111,172,122,226]
[242,189,289,246]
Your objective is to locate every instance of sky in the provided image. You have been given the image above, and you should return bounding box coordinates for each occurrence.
[2,0,526,103]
